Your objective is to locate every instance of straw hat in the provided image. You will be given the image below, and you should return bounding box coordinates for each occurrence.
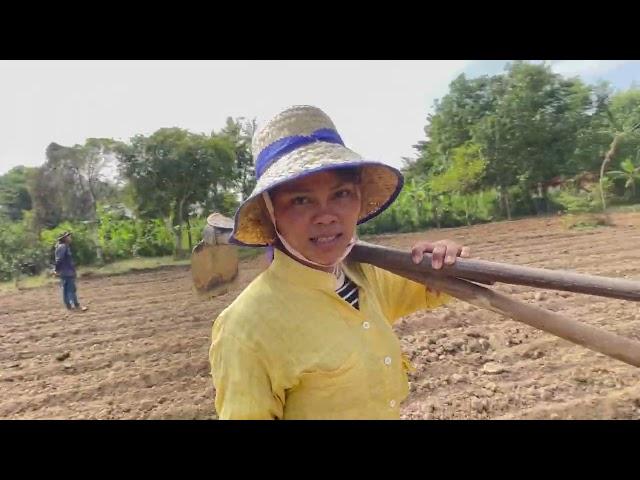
[229,105,404,247]
[57,231,72,242]
[202,212,234,246]
[206,212,234,230]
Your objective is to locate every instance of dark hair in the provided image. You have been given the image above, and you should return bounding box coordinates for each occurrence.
[333,166,362,184]
[271,166,362,197]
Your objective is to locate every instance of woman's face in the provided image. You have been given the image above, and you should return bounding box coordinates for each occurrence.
[271,170,362,268]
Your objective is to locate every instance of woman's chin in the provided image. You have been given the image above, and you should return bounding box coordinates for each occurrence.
[304,242,348,266]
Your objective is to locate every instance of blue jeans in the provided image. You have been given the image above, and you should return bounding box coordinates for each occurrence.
[60,276,79,308]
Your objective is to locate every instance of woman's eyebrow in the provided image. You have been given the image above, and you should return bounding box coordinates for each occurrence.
[277,180,353,195]
[331,181,353,190]
[278,187,313,194]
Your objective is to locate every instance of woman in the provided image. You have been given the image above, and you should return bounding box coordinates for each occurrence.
[209,105,469,419]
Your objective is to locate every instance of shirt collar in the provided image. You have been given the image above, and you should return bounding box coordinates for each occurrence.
[268,248,368,292]
[268,249,341,291]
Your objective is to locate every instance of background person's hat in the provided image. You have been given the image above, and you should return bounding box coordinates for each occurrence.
[229,105,404,247]
[206,212,234,230]
[57,231,72,242]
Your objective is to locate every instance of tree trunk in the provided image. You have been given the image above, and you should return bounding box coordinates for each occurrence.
[186,216,193,252]
[94,224,103,265]
[544,186,550,215]
[74,166,102,263]
[533,182,543,216]
[174,197,187,258]
[600,134,622,213]
[173,227,182,259]
[599,159,610,212]
[499,185,512,220]
[464,197,471,226]
[427,194,440,229]
[432,204,441,229]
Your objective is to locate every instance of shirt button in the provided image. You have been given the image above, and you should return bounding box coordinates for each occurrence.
[384,356,392,366]
[362,321,370,330]
[389,400,396,408]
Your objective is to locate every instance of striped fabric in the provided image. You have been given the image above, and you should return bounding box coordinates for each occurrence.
[336,274,359,310]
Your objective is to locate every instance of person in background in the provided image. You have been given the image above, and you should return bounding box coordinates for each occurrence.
[54,231,88,312]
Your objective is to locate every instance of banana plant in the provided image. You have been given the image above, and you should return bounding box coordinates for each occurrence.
[608,156,640,199]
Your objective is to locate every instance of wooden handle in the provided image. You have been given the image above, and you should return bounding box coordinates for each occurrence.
[388,267,640,368]
[349,241,640,302]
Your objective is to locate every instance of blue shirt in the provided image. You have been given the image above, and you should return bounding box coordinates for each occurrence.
[55,243,76,277]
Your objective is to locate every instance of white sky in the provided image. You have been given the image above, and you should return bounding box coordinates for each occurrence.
[550,60,630,77]
[1,60,635,176]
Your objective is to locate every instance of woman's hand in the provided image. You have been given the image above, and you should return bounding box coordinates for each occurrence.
[410,240,471,270]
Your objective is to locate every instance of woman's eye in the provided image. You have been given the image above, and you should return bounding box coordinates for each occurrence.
[292,196,310,205]
[335,189,353,198]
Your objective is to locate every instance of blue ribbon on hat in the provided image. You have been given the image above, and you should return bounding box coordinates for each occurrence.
[255,128,345,179]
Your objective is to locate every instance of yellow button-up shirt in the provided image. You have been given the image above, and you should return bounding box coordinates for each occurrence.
[209,249,449,419]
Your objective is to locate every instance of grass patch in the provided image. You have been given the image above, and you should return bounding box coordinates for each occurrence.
[561,213,612,230]
[237,247,263,261]
[1,256,191,293]
[608,203,640,213]
[0,274,54,292]
[1,247,263,293]
[82,256,190,276]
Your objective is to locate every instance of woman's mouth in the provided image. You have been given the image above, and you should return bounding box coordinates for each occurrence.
[310,233,343,246]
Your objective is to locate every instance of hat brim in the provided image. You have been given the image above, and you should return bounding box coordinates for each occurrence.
[229,142,403,247]
[206,212,234,230]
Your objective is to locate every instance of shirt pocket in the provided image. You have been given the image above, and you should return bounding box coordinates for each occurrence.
[287,352,365,414]
[297,351,361,387]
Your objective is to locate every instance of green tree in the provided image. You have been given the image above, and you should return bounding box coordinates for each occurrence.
[219,117,257,200]
[429,142,486,225]
[570,81,616,174]
[43,139,120,222]
[117,128,235,256]
[38,139,121,263]
[0,215,48,283]
[482,63,590,213]
[0,166,33,221]
[597,111,640,211]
